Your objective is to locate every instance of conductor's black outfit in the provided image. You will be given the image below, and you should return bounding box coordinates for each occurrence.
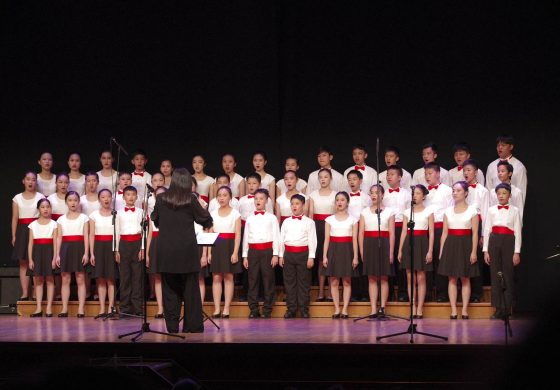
[151,194,213,333]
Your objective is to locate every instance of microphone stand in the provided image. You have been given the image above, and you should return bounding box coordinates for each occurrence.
[119,184,185,341]
[377,190,447,343]
[497,271,513,345]
[98,137,126,321]
[355,137,404,322]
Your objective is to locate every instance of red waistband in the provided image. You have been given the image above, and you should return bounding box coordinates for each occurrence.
[18,218,37,225]
[51,214,62,221]
[95,235,113,241]
[218,232,235,239]
[200,195,209,203]
[330,236,352,243]
[151,231,159,238]
[395,222,403,228]
[434,222,443,229]
[285,244,308,253]
[313,214,330,221]
[249,242,273,250]
[408,229,428,236]
[34,238,53,244]
[364,231,389,238]
[492,226,514,235]
[62,235,84,242]
[448,229,472,236]
[120,234,141,242]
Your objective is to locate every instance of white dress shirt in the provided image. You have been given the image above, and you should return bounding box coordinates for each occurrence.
[489,183,524,221]
[486,156,527,197]
[425,183,453,223]
[449,166,485,187]
[378,169,412,192]
[482,204,522,253]
[412,166,452,187]
[348,191,371,221]
[279,215,317,258]
[242,212,280,257]
[238,194,274,221]
[343,165,378,192]
[306,168,345,194]
[382,187,412,224]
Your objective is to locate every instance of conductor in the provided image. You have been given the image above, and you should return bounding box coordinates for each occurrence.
[151,168,213,333]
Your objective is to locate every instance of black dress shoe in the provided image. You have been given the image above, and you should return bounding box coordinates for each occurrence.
[154,313,165,319]
[436,297,449,303]
[220,314,229,319]
[450,315,458,320]
[316,297,326,302]
[376,307,386,317]
[211,313,221,319]
[77,313,85,318]
[262,312,272,318]
[470,297,480,303]
[58,312,68,318]
[413,314,423,319]
[249,311,260,319]
[30,311,43,317]
[332,313,341,319]
[46,313,53,318]
[301,311,310,319]
[461,315,469,320]
[94,313,106,319]
[284,311,296,319]
[340,314,349,319]
[184,328,204,334]
[325,297,333,302]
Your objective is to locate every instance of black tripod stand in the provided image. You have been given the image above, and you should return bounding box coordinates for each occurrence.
[497,271,513,345]
[119,184,184,341]
[377,193,447,343]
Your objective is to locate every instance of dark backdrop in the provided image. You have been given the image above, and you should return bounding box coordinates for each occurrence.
[2,1,559,311]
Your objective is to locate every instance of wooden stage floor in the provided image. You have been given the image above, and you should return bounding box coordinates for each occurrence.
[0,315,533,345]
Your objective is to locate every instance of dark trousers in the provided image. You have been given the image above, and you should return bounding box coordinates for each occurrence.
[431,227,449,300]
[162,272,203,333]
[118,240,143,314]
[489,234,515,313]
[283,251,311,312]
[248,248,276,314]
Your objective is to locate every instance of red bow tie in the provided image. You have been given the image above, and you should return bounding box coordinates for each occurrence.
[350,192,360,197]
[428,185,439,191]
[354,165,365,171]
[133,172,144,177]
[118,190,123,195]
[248,195,255,199]
[292,215,303,220]
[254,211,264,215]
[469,184,477,188]
[388,188,400,193]
[125,207,135,212]
[498,205,509,210]
[457,166,463,171]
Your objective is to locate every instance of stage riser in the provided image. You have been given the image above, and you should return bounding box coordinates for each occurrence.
[17,301,494,318]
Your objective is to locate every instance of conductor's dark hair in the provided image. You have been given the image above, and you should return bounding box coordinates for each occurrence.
[352,144,367,153]
[131,149,148,159]
[65,191,80,201]
[495,183,512,194]
[217,185,232,198]
[317,146,333,155]
[291,194,306,204]
[385,145,401,156]
[462,158,479,171]
[496,134,515,145]
[161,168,193,208]
[98,189,112,198]
[424,162,440,172]
[346,169,363,180]
[284,170,298,180]
[37,198,51,209]
[245,172,262,184]
[335,191,350,202]
[387,164,403,177]
[254,188,269,199]
[252,150,268,161]
[318,168,332,178]
[452,142,471,154]
[422,142,438,153]
[414,184,429,197]
[497,161,514,173]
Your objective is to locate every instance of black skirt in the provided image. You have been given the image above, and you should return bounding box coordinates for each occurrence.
[362,236,394,276]
[147,235,160,274]
[400,234,434,271]
[209,238,243,274]
[29,243,55,277]
[324,241,359,278]
[59,241,87,273]
[199,246,209,278]
[92,240,118,279]
[11,223,31,263]
[438,235,480,278]
[315,220,328,276]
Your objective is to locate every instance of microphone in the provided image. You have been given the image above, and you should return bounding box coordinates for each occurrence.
[497,271,506,290]
[111,137,129,156]
[146,184,156,193]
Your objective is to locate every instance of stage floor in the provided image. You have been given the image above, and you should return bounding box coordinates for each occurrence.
[0,315,533,345]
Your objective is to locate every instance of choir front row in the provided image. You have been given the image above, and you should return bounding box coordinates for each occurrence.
[13,167,521,321]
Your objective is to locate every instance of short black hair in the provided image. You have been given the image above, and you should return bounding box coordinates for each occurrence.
[352,144,367,153]
[245,172,262,184]
[496,134,515,145]
[317,146,333,155]
[346,169,363,180]
[284,170,299,179]
[462,159,479,171]
[123,185,137,194]
[131,149,148,159]
[497,161,514,173]
[387,165,403,177]
[254,188,269,198]
[424,162,440,172]
[422,142,438,153]
[495,183,512,194]
[385,145,401,156]
[291,194,306,204]
[252,150,268,161]
[452,142,471,154]
[215,173,231,182]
